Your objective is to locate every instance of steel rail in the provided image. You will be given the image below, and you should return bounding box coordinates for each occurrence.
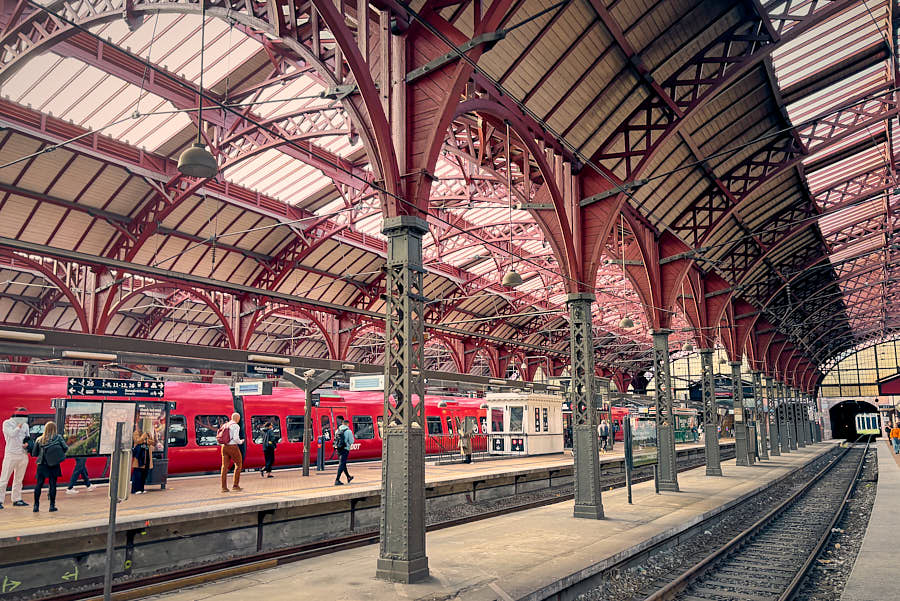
[643,440,867,601]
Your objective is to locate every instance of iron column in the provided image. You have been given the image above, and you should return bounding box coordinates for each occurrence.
[795,389,806,447]
[567,293,604,519]
[753,371,769,460]
[766,376,780,456]
[700,349,722,476]
[789,387,800,449]
[376,216,429,583]
[777,381,791,453]
[652,330,679,491]
[731,361,750,466]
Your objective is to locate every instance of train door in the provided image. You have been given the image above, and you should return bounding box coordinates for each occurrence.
[318,405,348,461]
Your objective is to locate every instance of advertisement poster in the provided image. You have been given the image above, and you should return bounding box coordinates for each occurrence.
[100,403,136,454]
[64,401,102,456]
[134,402,166,452]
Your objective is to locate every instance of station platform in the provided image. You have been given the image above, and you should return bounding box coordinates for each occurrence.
[841,440,900,601]
[133,442,835,601]
[0,440,725,544]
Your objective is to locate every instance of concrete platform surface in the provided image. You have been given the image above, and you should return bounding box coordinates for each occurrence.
[841,440,900,601]
[141,443,836,601]
[0,441,722,544]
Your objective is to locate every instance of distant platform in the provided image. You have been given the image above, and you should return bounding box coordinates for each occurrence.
[841,440,900,601]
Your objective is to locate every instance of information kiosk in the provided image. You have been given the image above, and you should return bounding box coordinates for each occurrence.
[49,378,172,488]
[484,393,563,455]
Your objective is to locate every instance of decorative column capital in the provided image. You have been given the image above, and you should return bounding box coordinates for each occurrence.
[651,328,673,337]
[566,292,596,304]
[382,215,428,235]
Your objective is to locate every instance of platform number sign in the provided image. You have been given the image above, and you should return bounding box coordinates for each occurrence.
[66,378,164,398]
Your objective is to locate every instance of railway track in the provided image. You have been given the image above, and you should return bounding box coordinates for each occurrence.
[641,442,868,601]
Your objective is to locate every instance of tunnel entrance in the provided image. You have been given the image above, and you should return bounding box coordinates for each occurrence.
[829,399,879,439]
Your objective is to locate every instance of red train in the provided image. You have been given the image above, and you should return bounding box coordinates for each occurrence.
[0,373,489,488]
[0,374,632,489]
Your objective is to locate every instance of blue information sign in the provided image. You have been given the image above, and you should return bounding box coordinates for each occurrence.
[66,378,164,398]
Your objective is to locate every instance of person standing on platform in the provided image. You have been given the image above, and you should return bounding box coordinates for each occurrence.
[131,433,152,494]
[457,416,473,464]
[31,421,67,512]
[1,407,30,508]
[260,421,278,478]
[333,415,354,486]
[597,420,609,452]
[610,420,619,451]
[66,456,93,494]
[890,423,900,454]
[218,413,243,492]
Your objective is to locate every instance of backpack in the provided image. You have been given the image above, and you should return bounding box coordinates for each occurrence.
[41,437,67,467]
[216,422,232,445]
[333,426,347,452]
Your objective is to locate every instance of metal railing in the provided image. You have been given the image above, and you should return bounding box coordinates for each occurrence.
[425,433,490,462]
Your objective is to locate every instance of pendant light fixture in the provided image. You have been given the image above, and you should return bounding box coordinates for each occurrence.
[177,0,218,179]
[617,214,635,329]
[682,341,694,352]
[502,122,523,288]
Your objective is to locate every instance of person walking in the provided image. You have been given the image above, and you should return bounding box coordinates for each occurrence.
[131,433,152,494]
[260,421,278,478]
[65,456,93,494]
[31,421,67,512]
[890,423,900,455]
[333,415,354,485]
[218,413,243,492]
[1,407,31,509]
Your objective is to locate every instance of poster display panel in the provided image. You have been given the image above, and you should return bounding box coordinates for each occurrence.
[64,401,102,456]
[629,415,658,465]
[100,403,136,454]
[134,401,166,452]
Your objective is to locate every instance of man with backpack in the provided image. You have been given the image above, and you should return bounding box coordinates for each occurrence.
[260,421,278,478]
[333,415,354,486]
[218,413,244,492]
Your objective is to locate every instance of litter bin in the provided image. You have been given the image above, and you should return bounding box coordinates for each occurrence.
[145,457,169,489]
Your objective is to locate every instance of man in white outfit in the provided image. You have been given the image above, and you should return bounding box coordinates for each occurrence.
[1,407,31,508]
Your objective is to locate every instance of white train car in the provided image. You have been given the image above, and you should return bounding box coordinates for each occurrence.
[484,393,563,455]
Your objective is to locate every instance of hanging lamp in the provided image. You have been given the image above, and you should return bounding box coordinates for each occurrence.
[502,122,522,287]
[682,341,694,352]
[618,316,635,329]
[177,0,217,179]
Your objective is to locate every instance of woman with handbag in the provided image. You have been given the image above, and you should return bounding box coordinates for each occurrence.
[131,433,153,494]
[31,421,68,512]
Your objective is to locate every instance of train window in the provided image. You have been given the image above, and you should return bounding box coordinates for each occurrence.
[251,416,282,444]
[286,416,305,442]
[445,416,454,434]
[27,415,53,438]
[479,416,487,435]
[491,409,504,432]
[168,415,187,447]
[195,415,228,446]
[534,408,541,432]
[353,416,375,439]
[509,406,523,432]
[426,416,443,435]
[543,408,549,431]
[321,415,332,440]
[376,416,383,436]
